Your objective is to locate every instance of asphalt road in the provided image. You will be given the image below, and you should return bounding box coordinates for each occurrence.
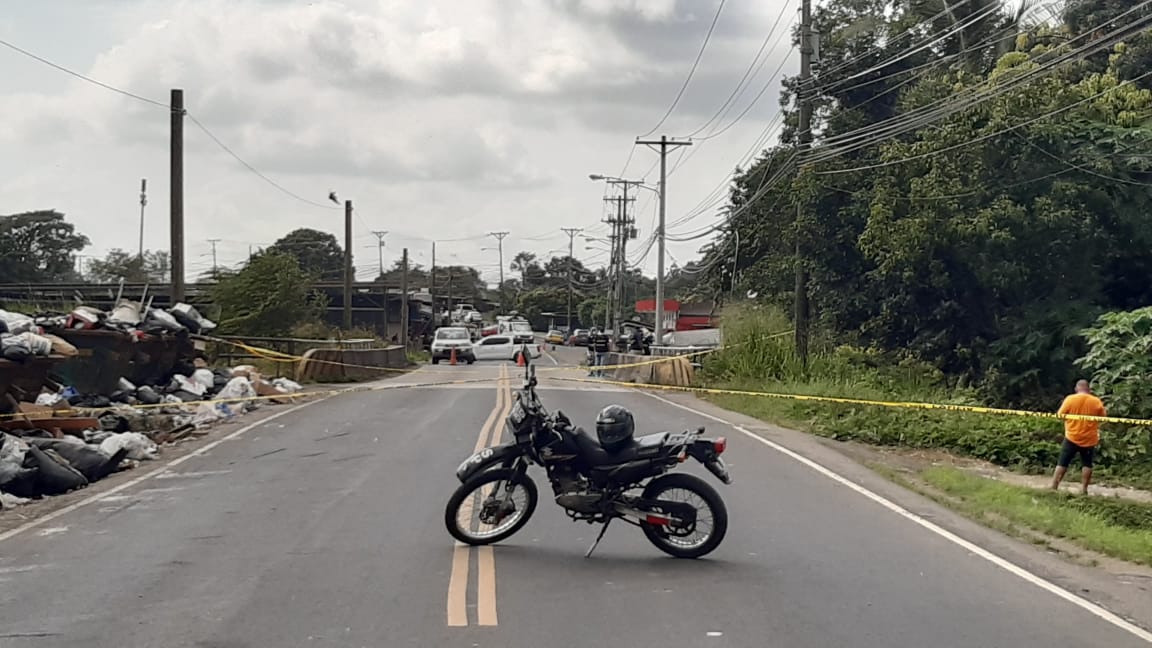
[1,350,1150,647]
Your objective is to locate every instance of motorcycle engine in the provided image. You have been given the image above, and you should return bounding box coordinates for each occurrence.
[549,465,601,513]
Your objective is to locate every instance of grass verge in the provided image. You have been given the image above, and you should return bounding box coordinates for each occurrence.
[918,467,1152,566]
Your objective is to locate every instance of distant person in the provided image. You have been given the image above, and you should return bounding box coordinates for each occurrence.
[589,328,611,378]
[1051,379,1107,495]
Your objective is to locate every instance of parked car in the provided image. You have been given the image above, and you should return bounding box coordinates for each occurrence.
[430,327,475,364]
[570,329,590,346]
[473,335,542,361]
[545,330,565,345]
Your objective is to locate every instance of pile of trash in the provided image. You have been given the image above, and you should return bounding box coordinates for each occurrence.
[0,309,79,362]
[0,364,304,509]
[0,430,157,509]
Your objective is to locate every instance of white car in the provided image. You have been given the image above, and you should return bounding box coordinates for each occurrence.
[430,327,476,364]
[472,335,543,361]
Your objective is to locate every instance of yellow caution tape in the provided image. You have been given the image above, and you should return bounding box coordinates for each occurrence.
[204,336,415,374]
[540,330,792,373]
[551,376,1152,427]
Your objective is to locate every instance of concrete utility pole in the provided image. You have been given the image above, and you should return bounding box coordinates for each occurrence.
[370,230,388,278]
[344,199,353,330]
[138,178,147,261]
[430,241,437,321]
[561,227,583,333]
[207,238,220,279]
[170,89,185,303]
[487,231,509,307]
[636,135,691,344]
[795,0,814,366]
[401,247,409,346]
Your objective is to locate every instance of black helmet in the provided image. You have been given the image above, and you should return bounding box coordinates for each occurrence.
[595,404,635,451]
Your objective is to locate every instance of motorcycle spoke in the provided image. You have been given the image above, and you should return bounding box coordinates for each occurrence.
[455,480,530,540]
[652,488,714,549]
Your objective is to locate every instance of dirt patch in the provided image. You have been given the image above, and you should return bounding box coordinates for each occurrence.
[825,438,1152,503]
[824,437,1152,581]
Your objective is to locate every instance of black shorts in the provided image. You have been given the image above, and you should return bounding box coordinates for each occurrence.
[1058,438,1096,468]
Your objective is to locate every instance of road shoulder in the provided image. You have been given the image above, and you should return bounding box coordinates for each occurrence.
[647,389,1152,636]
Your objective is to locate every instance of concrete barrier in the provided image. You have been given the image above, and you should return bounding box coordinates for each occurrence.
[296,346,408,382]
[604,352,694,387]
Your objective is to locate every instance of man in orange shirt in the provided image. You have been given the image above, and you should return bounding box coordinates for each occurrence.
[1051,379,1107,494]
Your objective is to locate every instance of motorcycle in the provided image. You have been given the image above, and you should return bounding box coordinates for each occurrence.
[444,357,732,559]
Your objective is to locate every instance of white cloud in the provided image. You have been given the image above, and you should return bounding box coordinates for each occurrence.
[0,0,794,276]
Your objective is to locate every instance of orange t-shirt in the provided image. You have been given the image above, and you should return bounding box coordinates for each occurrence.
[1058,393,1106,447]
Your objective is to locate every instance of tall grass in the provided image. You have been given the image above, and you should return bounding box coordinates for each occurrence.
[698,304,1152,481]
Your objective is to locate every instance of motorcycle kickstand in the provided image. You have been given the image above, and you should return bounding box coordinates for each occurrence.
[585,518,612,558]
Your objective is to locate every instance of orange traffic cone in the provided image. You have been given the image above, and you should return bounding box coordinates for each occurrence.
[516,350,525,367]
[450,348,458,365]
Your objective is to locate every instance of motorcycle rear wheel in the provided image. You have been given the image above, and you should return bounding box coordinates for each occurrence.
[445,469,538,545]
[640,473,728,559]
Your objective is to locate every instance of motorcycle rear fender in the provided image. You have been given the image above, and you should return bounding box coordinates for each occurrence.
[455,443,520,482]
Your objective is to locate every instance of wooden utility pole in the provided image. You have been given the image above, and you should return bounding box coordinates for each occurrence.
[170,89,185,303]
[138,178,148,261]
[795,0,814,366]
[488,231,509,309]
[344,199,353,330]
[635,135,691,341]
[400,247,410,346]
[371,230,388,278]
[561,227,582,333]
[207,238,221,279]
[430,241,437,322]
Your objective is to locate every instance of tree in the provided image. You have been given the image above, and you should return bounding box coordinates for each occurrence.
[86,249,169,283]
[433,265,487,307]
[266,228,347,280]
[210,251,326,336]
[510,251,540,288]
[694,1,1152,407]
[0,210,89,282]
[378,258,429,286]
[516,287,568,325]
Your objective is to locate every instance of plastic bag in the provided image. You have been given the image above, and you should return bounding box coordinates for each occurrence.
[191,368,215,392]
[272,377,303,394]
[99,432,159,461]
[35,392,63,406]
[217,376,256,401]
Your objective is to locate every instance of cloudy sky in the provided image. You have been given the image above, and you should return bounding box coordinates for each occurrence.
[0,0,796,285]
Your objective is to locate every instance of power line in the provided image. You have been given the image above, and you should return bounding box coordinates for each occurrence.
[638,0,728,138]
[687,0,796,137]
[815,70,1152,175]
[0,36,168,108]
[185,114,340,210]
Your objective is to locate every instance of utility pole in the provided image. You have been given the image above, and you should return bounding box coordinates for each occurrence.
[400,248,410,346]
[370,230,388,279]
[138,178,147,261]
[344,199,353,330]
[795,0,814,366]
[487,231,509,308]
[636,135,691,344]
[170,89,185,303]
[207,238,220,279]
[561,227,582,334]
[430,241,437,323]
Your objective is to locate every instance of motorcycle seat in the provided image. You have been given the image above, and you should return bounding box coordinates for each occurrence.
[570,426,669,466]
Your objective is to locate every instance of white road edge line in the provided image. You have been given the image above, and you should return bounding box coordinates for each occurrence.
[543,350,559,366]
[641,390,1152,644]
[0,396,329,545]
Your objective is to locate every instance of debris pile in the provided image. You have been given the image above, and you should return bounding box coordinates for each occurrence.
[0,299,306,510]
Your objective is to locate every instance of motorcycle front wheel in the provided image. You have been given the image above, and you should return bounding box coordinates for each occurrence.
[445,468,538,545]
[640,473,728,559]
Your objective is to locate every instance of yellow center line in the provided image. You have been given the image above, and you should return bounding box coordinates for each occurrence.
[448,363,510,628]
